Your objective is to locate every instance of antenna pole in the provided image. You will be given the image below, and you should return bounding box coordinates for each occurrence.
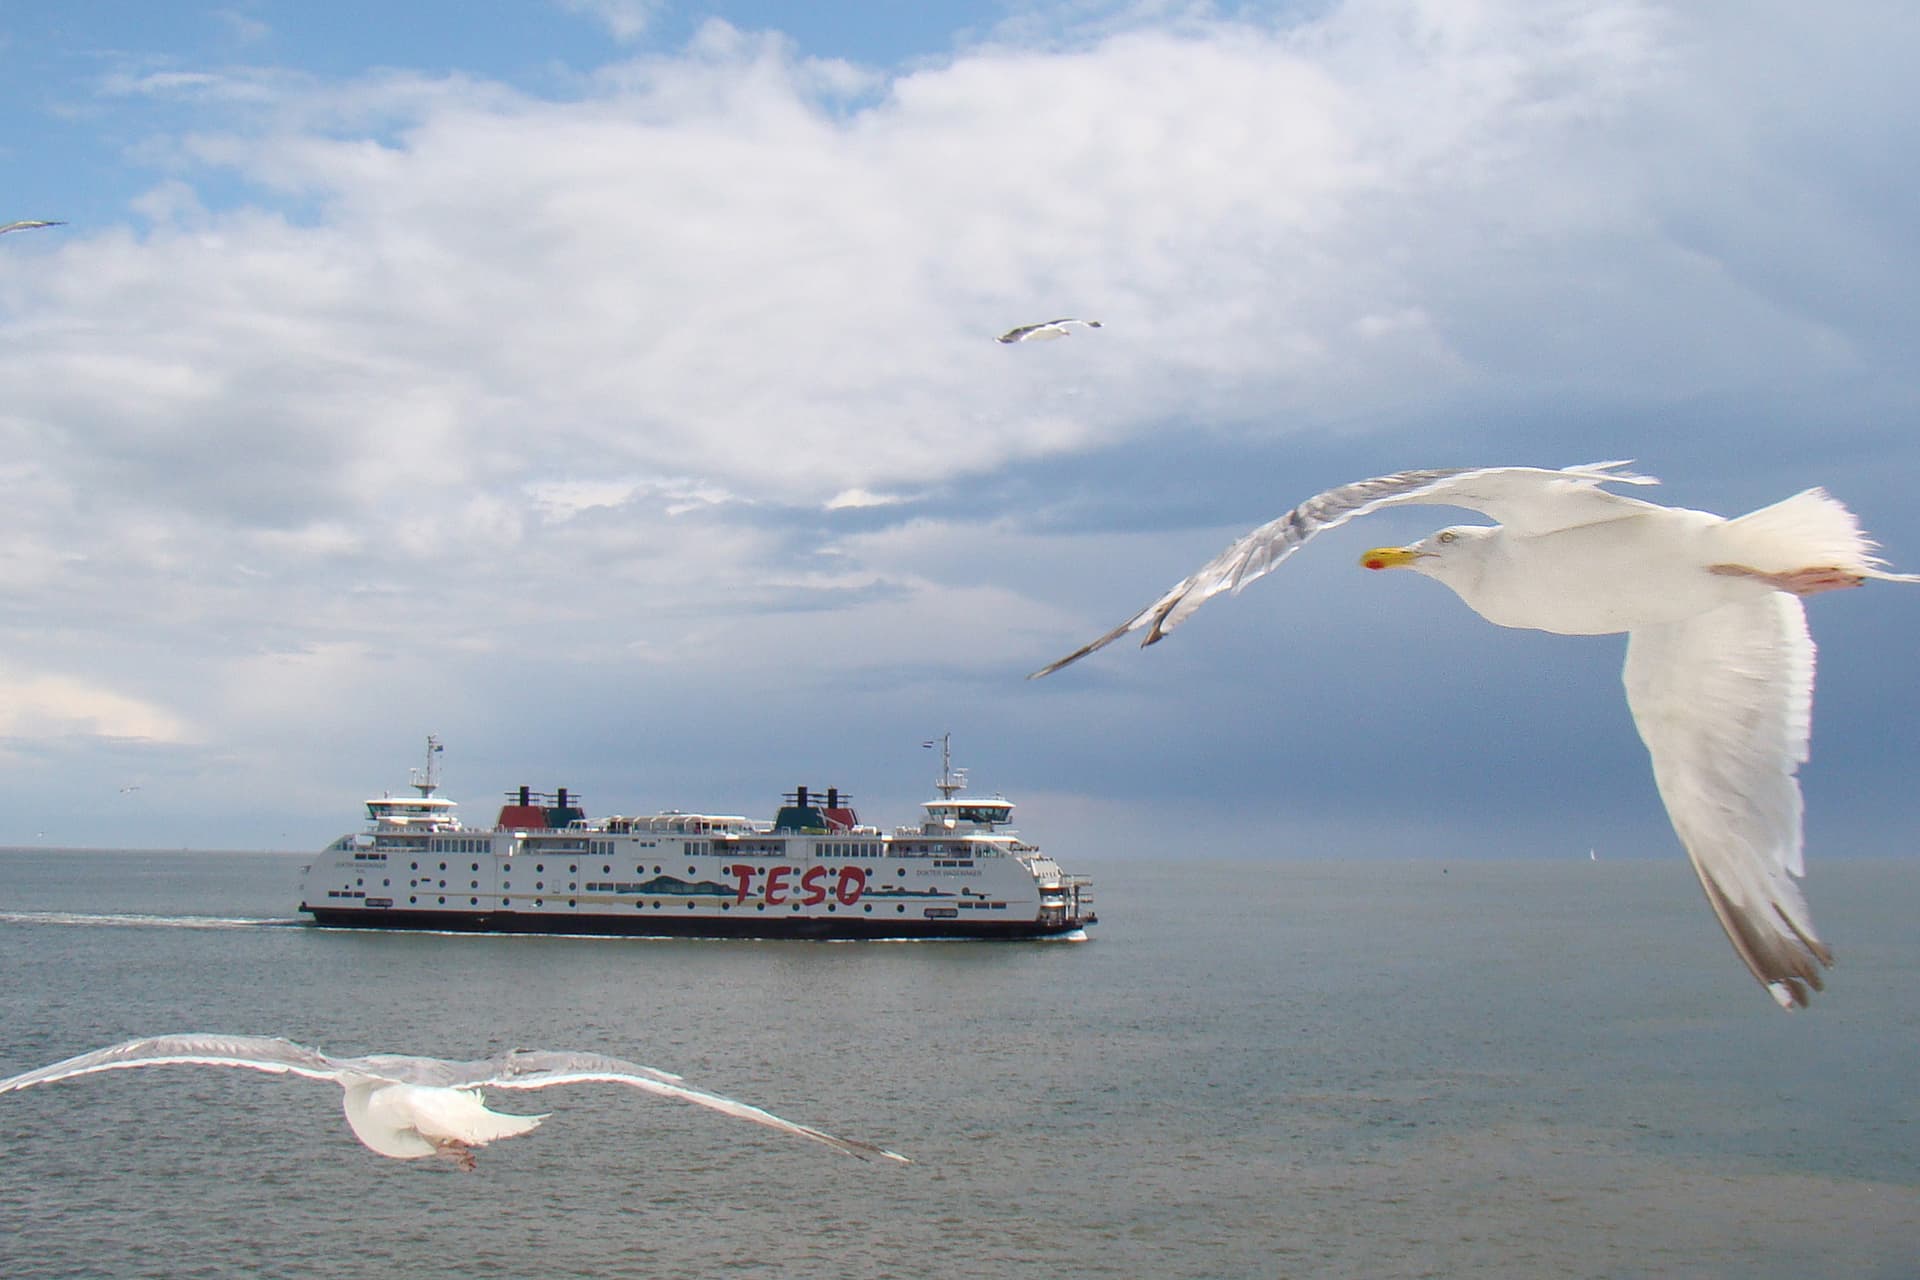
[410,735,444,798]
[931,732,967,800]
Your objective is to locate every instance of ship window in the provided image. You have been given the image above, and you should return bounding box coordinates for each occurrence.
[688,902,696,910]
[438,862,447,871]
[471,863,479,872]
[536,864,544,873]
[534,899,542,907]
[603,865,611,874]
[536,882,544,890]
[569,899,576,908]
[686,866,694,875]
[569,864,577,873]
[502,899,510,907]
[896,905,905,913]
[502,881,510,890]
[470,880,478,889]
[409,896,416,904]
[470,898,478,905]
[863,905,872,913]
[438,897,445,904]
[410,862,418,871]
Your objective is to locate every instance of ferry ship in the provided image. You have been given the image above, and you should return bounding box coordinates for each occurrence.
[298,737,1095,940]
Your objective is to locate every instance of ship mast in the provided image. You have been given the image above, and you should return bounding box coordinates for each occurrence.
[928,732,967,800]
[409,735,445,798]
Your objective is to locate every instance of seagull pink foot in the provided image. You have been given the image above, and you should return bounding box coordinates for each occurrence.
[1707,564,1866,596]
[433,1140,478,1171]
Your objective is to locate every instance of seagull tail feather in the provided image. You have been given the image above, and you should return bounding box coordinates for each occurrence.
[1723,488,1915,579]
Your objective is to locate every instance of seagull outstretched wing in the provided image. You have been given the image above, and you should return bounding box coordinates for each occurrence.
[1029,462,1659,677]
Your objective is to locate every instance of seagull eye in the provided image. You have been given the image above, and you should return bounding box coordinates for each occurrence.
[1436,531,1458,544]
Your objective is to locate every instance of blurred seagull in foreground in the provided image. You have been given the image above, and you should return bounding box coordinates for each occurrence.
[0,220,64,235]
[0,1033,910,1169]
[996,318,1101,343]
[1030,461,1920,1009]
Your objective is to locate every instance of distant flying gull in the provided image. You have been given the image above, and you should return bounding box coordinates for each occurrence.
[1030,461,1920,1009]
[996,318,1102,343]
[0,1034,910,1169]
[0,220,64,235]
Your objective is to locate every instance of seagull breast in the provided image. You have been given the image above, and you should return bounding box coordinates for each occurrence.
[342,1080,544,1159]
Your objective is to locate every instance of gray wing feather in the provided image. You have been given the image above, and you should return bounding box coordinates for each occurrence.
[0,1034,353,1092]
[997,318,1099,343]
[1029,461,1660,678]
[1622,595,1830,1008]
[470,1049,909,1162]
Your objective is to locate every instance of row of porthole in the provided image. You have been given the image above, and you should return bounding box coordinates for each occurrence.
[734,866,910,879]
[399,898,913,915]
[407,880,584,892]
[407,860,916,880]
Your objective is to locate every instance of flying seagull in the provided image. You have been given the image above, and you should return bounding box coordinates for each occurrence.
[0,1033,910,1168]
[0,220,64,235]
[1030,461,1920,1008]
[996,318,1102,343]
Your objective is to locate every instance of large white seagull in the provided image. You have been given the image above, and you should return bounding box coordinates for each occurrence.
[1031,461,1919,1008]
[0,1033,910,1167]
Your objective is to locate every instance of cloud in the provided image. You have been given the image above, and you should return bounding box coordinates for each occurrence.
[557,0,665,45]
[826,488,912,510]
[3,0,1918,843]
[0,667,194,743]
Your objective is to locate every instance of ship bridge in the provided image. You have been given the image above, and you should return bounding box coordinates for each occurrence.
[917,797,1015,832]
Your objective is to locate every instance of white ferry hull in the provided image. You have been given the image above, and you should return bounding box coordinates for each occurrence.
[302,905,1087,940]
[299,831,1096,941]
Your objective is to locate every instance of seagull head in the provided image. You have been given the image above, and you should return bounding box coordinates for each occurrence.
[1361,526,1493,574]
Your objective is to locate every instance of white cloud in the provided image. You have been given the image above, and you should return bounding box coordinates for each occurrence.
[0,668,194,743]
[826,488,911,510]
[4,0,1919,842]
[557,0,664,44]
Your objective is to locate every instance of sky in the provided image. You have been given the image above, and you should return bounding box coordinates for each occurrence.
[2,0,1918,868]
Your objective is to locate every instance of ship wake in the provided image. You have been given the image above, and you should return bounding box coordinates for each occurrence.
[0,910,302,931]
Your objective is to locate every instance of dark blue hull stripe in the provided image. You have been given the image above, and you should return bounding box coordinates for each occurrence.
[302,907,1091,940]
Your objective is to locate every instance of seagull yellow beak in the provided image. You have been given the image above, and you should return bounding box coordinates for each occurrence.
[1360,546,1423,571]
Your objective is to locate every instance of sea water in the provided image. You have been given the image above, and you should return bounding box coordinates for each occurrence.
[0,848,1914,1279]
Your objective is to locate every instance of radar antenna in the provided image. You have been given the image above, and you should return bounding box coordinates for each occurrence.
[409,735,445,798]
[925,732,967,800]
